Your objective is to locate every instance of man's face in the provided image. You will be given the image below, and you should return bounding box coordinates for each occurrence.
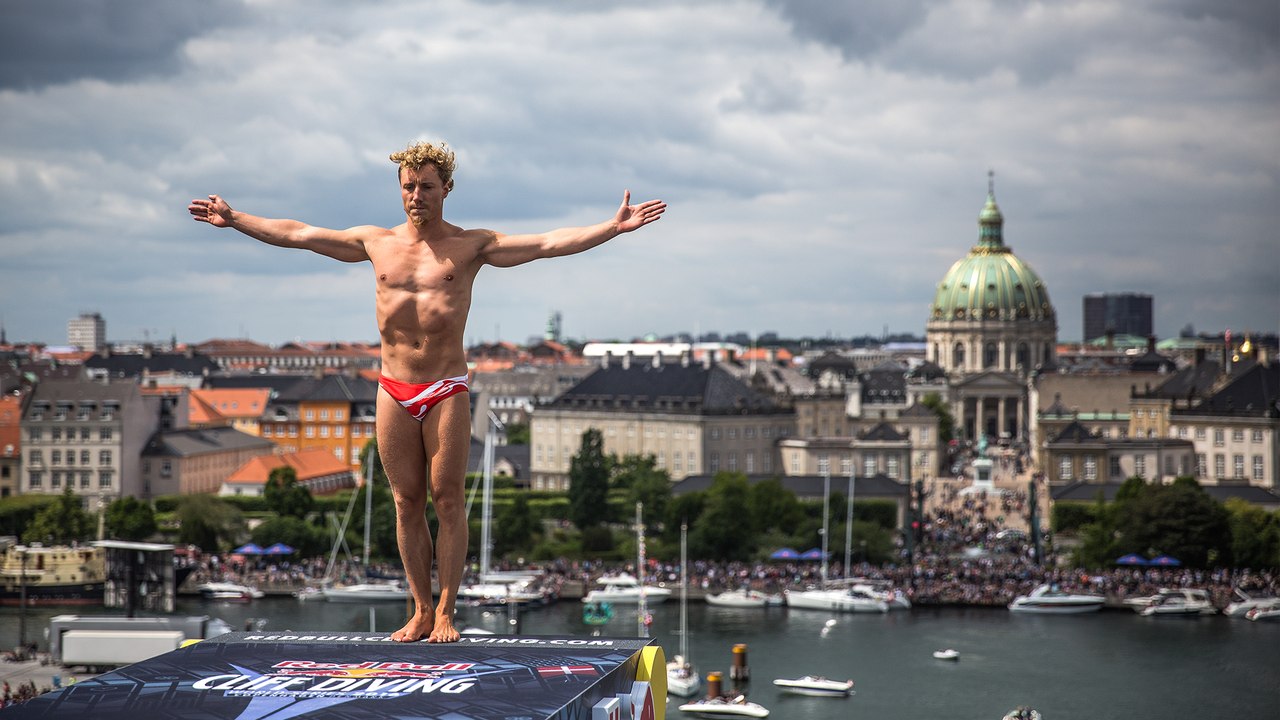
[400,164,450,227]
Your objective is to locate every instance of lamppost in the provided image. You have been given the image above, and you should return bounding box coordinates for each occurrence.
[17,547,27,648]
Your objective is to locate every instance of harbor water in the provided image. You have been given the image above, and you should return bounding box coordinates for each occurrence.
[2,596,1277,719]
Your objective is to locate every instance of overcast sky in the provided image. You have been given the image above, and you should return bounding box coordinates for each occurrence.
[2,0,1276,349]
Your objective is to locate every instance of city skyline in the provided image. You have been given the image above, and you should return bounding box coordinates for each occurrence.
[2,1,1277,347]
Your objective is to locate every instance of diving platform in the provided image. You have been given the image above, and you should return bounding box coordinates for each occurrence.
[5,632,666,720]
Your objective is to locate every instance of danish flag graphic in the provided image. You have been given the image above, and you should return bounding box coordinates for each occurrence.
[536,664,598,677]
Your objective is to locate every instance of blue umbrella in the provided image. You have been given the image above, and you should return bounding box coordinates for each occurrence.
[800,547,827,561]
[769,548,800,560]
[1148,554,1181,567]
[263,543,296,555]
[233,543,265,555]
[1115,553,1148,566]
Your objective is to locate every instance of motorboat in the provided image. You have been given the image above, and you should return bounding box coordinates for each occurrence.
[1008,583,1105,614]
[292,586,326,602]
[933,648,960,661]
[1246,606,1280,622]
[196,581,264,601]
[705,589,775,608]
[1223,588,1280,618]
[678,695,770,718]
[771,676,854,697]
[1002,707,1042,720]
[1138,588,1216,616]
[458,577,552,607]
[785,586,888,613]
[667,523,702,698]
[322,581,409,603]
[580,574,671,605]
[847,579,912,610]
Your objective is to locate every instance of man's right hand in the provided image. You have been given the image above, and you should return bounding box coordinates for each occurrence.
[188,194,234,227]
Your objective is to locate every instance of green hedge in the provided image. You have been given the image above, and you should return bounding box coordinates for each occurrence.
[1052,502,1097,533]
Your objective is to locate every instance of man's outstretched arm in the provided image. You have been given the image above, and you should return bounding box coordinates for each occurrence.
[188,194,375,263]
[480,190,666,268]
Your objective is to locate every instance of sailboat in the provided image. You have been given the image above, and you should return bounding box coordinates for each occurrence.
[667,523,701,697]
[785,471,888,613]
[458,412,553,607]
[323,452,409,603]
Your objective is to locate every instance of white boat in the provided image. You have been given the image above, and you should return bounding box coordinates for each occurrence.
[1003,707,1043,720]
[785,474,887,614]
[322,581,409,603]
[458,578,551,606]
[786,586,888,613]
[678,696,770,718]
[667,523,702,698]
[1008,583,1105,614]
[196,582,263,601]
[1223,589,1280,618]
[772,676,854,697]
[705,589,775,608]
[292,586,326,602]
[581,574,671,605]
[1246,606,1280,622]
[1138,588,1216,616]
[933,648,960,661]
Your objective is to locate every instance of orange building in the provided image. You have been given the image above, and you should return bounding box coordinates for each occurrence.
[221,447,357,497]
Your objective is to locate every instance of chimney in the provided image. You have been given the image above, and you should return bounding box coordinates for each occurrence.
[680,351,690,367]
[651,351,663,368]
[1147,335,1156,354]
[601,351,612,369]
[1105,329,1115,351]
[622,351,632,370]
[701,351,712,370]
[1194,347,1205,366]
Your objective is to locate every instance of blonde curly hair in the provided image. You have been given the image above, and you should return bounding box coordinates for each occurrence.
[389,141,456,189]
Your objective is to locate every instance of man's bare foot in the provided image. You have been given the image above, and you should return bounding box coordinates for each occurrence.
[427,613,460,643]
[390,611,434,642]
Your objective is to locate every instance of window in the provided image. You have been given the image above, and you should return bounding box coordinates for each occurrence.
[99,450,111,465]
[1196,453,1207,477]
[1084,456,1098,481]
[674,453,683,472]
[320,410,329,421]
[51,450,61,465]
[1195,428,1206,440]
[1059,457,1073,480]
[29,450,43,466]
[710,429,720,440]
[335,409,344,421]
[80,472,90,488]
[818,455,830,474]
[262,426,273,438]
[319,427,329,438]
[687,451,696,470]
[80,427,90,441]
[1109,457,1122,479]
[1134,455,1146,477]
[1232,429,1244,443]
[919,453,930,468]
[161,461,172,477]
[29,471,43,488]
[51,472,62,488]
[1214,454,1225,478]
[52,428,62,442]
[657,452,666,469]
[789,453,798,473]
[305,410,315,421]
[305,427,316,438]
[99,471,113,488]
[864,457,876,477]
[289,427,298,438]
[335,447,344,460]
[100,427,112,441]
[1177,427,1187,439]
[65,451,75,466]
[27,427,42,442]
[1233,454,1244,478]
[746,451,755,473]
[1254,456,1265,481]
[728,428,737,439]
[77,407,89,421]
[710,452,720,472]
[335,427,344,438]
[1214,429,1224,446]
[1252,429,1264,443]
[80,450,89,465]
[921,427,930,442]
[1164,455,1175,476]
[887,457,900,478]
[728,452,737,471]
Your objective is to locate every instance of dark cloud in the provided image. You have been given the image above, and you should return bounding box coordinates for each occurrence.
[0,0,248,90]
[763,0,935,59]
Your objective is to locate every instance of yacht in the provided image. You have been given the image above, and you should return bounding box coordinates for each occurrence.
[1246,606,1280,622]
[196,581,264,602]
[705,589,778,608]
[1008,583,1105,614]
[785,585,888,613]
[1223,589,1280,618]
[772,676,854,697]
[678,695,770,718]
[322,580,409,603]
[580,574,671,605]
[1137,588,1216,616]
[667,524,702,698]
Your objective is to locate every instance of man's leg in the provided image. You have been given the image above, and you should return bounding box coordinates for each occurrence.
[421,392,471,643]
[376,389,436,642]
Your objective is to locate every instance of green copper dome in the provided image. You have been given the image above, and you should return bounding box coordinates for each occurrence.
[930,189,1055,323]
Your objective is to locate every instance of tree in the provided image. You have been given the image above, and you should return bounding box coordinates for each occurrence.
[613,455,671,527]
[920,392,956,444]
[105,496,157,541]
[569,429,610,531]
[174,495,247,552]
[747,477,804,535]
[1114,477,1231,568]
[352,440,399,560]
[250,516,328,557]
[264,466,314,519]
[1224,498,1279,569]
[493,494,538,560]
[690,472,755,561]
[23,487,93,545]
[504,422,530,445]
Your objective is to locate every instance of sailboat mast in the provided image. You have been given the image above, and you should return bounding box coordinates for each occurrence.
[636,502,647,638]
[362,452,372,567]
[820,471,830,587]
[844,470,855,581]
[481,415,495,580]
[679,522,689,661]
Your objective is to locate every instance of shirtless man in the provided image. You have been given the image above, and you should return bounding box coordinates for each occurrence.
[188,141,666,642]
